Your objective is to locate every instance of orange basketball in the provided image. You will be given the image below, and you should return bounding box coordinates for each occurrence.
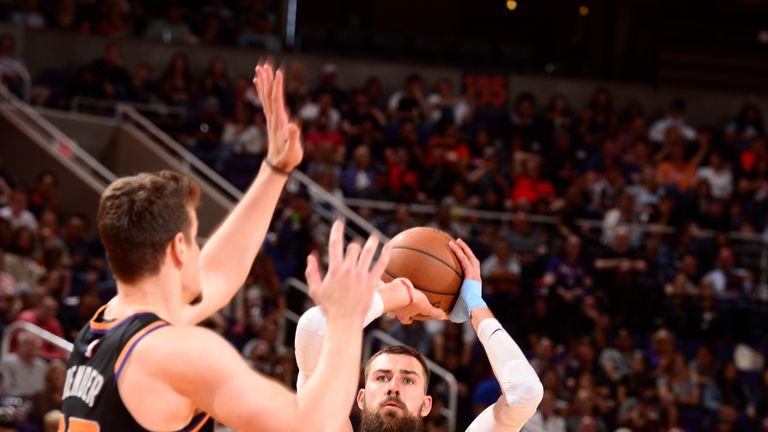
[382,227,463,316]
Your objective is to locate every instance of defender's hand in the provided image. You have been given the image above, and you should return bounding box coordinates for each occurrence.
[253,63,302,173]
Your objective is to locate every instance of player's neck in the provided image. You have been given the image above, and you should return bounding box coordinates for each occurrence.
[110,270,183,323]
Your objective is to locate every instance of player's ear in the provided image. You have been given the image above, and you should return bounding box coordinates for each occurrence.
[356,389,366,410]
[169,232,187,267]
[420,395,432,417]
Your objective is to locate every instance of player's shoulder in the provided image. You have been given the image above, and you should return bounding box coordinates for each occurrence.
[128,325,232,372]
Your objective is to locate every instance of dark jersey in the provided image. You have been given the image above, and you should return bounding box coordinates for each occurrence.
[60,305,213,432]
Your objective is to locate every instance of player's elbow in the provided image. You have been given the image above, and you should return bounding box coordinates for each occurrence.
[501,361,544,416]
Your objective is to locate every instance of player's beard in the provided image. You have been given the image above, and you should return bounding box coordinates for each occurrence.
[360,395,424,432]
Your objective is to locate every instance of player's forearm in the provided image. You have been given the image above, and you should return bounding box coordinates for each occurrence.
[473,310,543,425]
[198,165,288,308]
[297,318,364,431]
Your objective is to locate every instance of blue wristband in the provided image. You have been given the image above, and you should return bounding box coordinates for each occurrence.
[461,279,487,312]
[449,279,487,323]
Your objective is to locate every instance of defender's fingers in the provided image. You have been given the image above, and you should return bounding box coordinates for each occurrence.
[328,219,345,269]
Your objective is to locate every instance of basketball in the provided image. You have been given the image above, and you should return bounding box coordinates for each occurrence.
[382,227,464,315]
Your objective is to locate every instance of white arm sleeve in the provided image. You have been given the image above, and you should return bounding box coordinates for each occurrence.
[294,292,384,390]
[466,319,543,432]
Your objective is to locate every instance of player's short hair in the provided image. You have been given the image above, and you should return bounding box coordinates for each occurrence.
[98,171,200,283]
[364,345,430,391]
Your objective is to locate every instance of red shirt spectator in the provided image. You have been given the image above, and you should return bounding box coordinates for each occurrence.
[16,296,67,361]
[510,156,555,205]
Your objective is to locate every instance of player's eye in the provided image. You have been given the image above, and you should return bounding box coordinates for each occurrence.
[376,375,391,382]
[402,377,415,384]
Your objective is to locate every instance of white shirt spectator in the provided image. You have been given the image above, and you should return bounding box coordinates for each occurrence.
[523,411,567,432]
[298,104,340,131]
[649,116,697,143]
[704,267,752,299]
[697,166,733,199]
[0,206,38,231]
[0,353,46,397]
[221,124,266,155]
[480,254,521,279]
[10,11,45,29]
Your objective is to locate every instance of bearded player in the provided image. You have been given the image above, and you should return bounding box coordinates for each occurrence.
[295,239,544,431]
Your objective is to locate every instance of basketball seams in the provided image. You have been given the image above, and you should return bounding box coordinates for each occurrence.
[383,269,459,295]
[389,246,463,278]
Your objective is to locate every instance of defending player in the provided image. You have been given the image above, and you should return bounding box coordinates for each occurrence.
[60,64,385,431]
[295,239,544,431]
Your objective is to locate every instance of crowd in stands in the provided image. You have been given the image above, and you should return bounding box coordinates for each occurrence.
[1,13,768,432]
[0,0,281,49]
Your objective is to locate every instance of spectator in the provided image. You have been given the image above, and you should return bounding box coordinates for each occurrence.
[703,247,752,300]
[340,145,377,199]
[529,336,556,375]
[143,3,197,44]
[125,62,155,103]
[725,102,764,144]
[387,74,430,124]
[0,187,37,231]
[657,353,700,408]
[580,87,616,146]
[9,0,45,28]
[312,63,348,112]
[28,171,59,219]
[702,362,752,413]
[0,332,46,397]
[599,328,641,384]
[510,155,556,206]
[523,389,567,432]
[300,92,342,132]
[480,238,520,293]
[17,295,66,360]
[0,33,29,98]
[505,211,547,264]
[159,52,196,106]
[201,57,233,113]
[221,102,266,159]
[427,78,462,127]
[237,0,280,50]
[4,227,45,289]
[566,389,608,432]
[543,235,592,304]
[649,99,697,144]
[95,0,131,37]
[656,128,709,193]
[87,43,131,100]
[28,360,65,427]
[697,150,733,200]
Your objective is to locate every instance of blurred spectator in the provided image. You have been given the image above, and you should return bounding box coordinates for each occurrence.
[96,0,131,37]
[159,52,196,106]
[703,247,752,300]
[143,3,197,44]
[427,78,464,127]
[221,102,266,159]
[0,33,29,98]
[580,87,616,146]
[9,0,45,28]
[28,360,65,427]
[4,227,45,288]
[523,389,566,432]
[566,389,608,432]
[725,102,764,144]
[511,155,555,207]
[0,187,37,231]
[697,150,733,200]
[87,43,131,100]
[649,99,697,144]
[125,62,155,103]
[201,57,233,114]
[388,74,430,124]
[599,328,641,384]
[340,145,377,199]
[702,362,752,413]
[0,332,46,397]
[236,0,280,50]
[656,353,700,408]
[480,238,520,293]
[529,336,555,375]
[656,128,709,193]
[17,295,66,360]
[28,171,59,219]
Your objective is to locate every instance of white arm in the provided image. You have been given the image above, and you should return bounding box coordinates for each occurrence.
[466,313,544,432]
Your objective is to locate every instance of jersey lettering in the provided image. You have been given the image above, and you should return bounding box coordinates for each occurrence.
[63,366,105,408]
